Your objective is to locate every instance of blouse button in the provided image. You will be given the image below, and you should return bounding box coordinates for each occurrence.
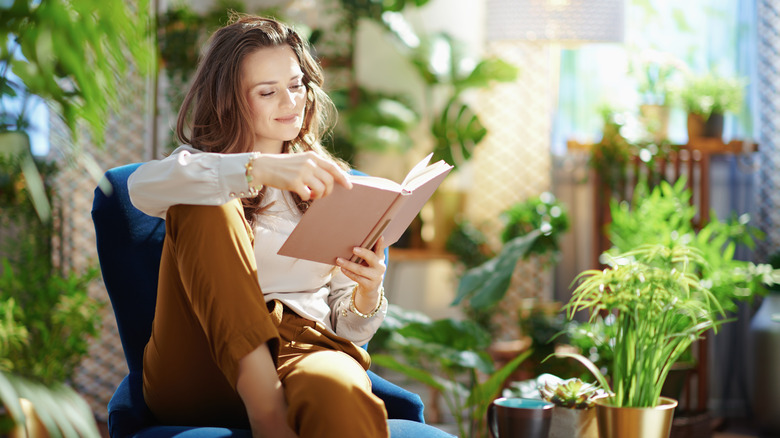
[239,192,246,197]
[341,309,348,317]
[229,192,236,197]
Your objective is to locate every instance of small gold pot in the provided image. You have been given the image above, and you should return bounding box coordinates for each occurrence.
[7,398,49,438]
[595,396,677,438]
[549,406,599,438]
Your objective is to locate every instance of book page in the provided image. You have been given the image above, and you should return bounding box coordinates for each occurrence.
[400,153,433,187]
[348,175,402,192]
[402,160,453,192]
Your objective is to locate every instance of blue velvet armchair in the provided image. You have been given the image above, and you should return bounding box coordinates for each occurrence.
[92,163,452,438]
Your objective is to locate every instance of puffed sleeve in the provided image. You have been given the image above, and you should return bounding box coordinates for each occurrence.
[327,270,387,346]
[127,145,257,218]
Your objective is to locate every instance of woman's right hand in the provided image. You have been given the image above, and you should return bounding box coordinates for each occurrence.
[252,152,352,201]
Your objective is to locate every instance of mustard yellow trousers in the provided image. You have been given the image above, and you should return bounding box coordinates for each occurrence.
[142,200,389,437]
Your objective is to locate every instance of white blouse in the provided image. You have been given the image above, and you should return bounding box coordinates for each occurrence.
[127,145,387,345]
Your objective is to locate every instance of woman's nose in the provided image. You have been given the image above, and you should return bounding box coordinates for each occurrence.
[281,89,297,108]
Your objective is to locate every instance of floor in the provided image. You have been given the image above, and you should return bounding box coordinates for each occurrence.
[97,420,770,437]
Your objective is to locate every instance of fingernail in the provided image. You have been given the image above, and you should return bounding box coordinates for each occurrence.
[336,258,345,265]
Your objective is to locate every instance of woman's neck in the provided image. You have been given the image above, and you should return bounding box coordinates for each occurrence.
[254,140,284,154]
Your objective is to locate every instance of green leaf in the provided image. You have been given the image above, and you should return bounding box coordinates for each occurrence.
[549,352,612,396]
[455,58,519,91]
[468,349,532,410]
[0,372,23,430]
[372,354,448,393]
[453,230,542,309]
[431,97,486,165]
[1,373,100,438]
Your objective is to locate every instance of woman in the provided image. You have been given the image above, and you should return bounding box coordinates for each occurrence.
[129,15,390,438]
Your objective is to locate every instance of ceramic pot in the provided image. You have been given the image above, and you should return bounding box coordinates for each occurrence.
[549,406,598,438]
[751,293,780,435]
[686,113,724,140]
[639,104,670,143]
[487,397,554,438]
[595,396,677,438]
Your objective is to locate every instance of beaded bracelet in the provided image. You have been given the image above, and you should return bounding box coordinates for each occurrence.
[244,152,262,196]
[349,285,385,318]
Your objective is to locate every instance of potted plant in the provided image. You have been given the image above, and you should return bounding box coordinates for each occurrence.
[556,243,725,438]
[1,1,150,434]
[671,73,745,140]
[631,50,688,142]
[0,148,103,437]
[538,375,605,438]
[370,305,531,438]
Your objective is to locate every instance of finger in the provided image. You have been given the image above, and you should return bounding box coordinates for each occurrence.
[312,167,336,198]
[336,257,370,277]
[314,156,352,190]
[337,265,374,290]
[306,179,326,200]
[295,183,312,201]
[374,236,387,257]
[351,246,383,268]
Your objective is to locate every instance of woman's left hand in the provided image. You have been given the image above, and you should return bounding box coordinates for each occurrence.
[336,237,387,314]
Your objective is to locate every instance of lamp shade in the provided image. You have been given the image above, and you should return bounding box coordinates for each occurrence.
[486,0,625,43]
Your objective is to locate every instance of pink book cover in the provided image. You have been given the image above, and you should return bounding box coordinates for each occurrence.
[277,154,453,265]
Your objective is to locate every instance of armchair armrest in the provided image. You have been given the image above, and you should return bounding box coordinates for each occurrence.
[368,370,425,423]
[107,373,156,438]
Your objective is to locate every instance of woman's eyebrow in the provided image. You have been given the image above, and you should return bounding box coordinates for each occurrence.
[249,75,303,88]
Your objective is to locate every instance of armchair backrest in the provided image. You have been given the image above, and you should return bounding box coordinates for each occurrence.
[92,163,165,374]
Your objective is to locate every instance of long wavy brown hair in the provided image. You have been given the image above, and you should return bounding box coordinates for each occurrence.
[176,14,346,223]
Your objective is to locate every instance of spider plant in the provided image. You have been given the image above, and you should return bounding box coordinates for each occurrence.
[560,243,725,408]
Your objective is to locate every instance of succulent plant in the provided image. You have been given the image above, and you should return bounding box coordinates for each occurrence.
[539,377,603,410]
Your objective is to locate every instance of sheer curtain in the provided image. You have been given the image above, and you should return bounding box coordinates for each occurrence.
[553,0,757,150]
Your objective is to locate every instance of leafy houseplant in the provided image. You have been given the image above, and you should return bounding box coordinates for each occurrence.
[560,244,724,409]
[331,1,518,169]
[370,305,530,438]
[1,0,151,221]
[0,153,102,437]
[453,193,569,313]
[671,73,745,139]
[608,178,778,315]
[632,50,688,107]
[0,1,146,430]
[631,50,688,142]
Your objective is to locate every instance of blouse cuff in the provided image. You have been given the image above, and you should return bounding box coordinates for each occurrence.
[219,152,259,199]
[334,291,388,345]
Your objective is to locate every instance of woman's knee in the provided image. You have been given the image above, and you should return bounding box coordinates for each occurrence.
[284,351,388,435]
[285,351,371,398]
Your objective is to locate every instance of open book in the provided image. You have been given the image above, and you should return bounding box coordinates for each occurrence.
[278,154,453,265]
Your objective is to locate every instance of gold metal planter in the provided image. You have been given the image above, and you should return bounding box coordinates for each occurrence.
[595,397,678,438]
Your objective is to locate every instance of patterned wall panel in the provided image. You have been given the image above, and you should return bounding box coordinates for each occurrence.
[466,41,554,339]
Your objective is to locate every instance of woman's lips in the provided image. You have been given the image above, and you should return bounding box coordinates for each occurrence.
[275,114,300,124]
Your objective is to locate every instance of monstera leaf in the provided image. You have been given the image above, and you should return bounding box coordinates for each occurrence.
[431,96,486,165]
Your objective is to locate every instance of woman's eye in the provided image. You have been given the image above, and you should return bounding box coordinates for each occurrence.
[290,83,304,90]
[260,91,274,97]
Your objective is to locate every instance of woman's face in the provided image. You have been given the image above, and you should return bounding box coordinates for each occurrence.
[242,45,307,154]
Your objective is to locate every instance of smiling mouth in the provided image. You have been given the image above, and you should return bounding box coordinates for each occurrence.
[275,115,300,124]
